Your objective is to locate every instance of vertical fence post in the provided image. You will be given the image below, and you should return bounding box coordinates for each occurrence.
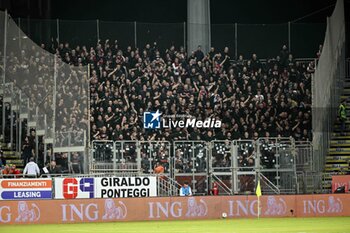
[2,10,8,139]
[56,19,60,45]
[255,139,261,190]
[68,132,71,172]
[113,141,116,174]
[234,23,238,60]
[137,141,141,175]
[96,19,100,44]
[10,91,13,147]
[207,0,211,51]
[232,141,238,194]
[191,141,195,194]
[52,55,57,162]
[87,64,91,174]
[288,21,291,52]
[43,118,47,165]
[134,21,137,48]
[18,92,22,154]
[183,22,186,49]
[35,107,39,163]
[15,92,19,153]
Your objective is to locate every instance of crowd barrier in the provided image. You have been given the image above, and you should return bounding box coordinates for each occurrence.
[0,194,349,224]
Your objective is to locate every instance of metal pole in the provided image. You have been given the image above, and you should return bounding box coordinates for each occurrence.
[234,23,238,60]
[26,101,30,136]
[232,142,238,194]
[68,132,71,172]
[15,91,20,152]
[288,21,291,52]
[134,21,137,48]
[255,140,261,186]
[43,114,47,165]
[83,131,87,173]
[53,55,57,150]
[183,22,186,50]
[207,0,211,51]
[96,19,100,44]
[86,63,91,174]
[10,91,13,148]
[172,141,176,181]
[113,141,116,174]
[2,10,8,139]
[275,139,280,189]
[35,107,39,163]
[44,141,47,165]
[191,142,195,194]
[18,93,22,154]
[207,141,213,194]
[56,19,59,45]
[136,141,142,174]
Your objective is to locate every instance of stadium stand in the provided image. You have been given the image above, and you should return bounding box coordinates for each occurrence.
[55,40,312,142]
[0,0,346,195]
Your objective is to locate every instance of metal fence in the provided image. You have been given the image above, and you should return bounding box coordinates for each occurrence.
[91,138,318,195]
[312,0,346,174]
[0,10,90,171]
[13,18,326,58]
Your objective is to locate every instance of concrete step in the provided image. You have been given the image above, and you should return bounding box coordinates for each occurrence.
[332,132,350,137]
[325,163,349,168]
[3,151,15,155]
[331,135,350,140]
[326,155,350,160]
[328,148,350,154]
[332,127,350,132]
[324,167,349,172]
[330,140,350,147]
[342,89,350,94]
[5,160,24,167]
[326,159,348,163]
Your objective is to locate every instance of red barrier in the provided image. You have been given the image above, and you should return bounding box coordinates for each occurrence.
[0,194,349,224]
[332,175,350,193]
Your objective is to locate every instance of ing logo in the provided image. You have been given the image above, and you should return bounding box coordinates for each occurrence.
[15,201,40,222]
[264,196,287,216]
[143,110,162,129]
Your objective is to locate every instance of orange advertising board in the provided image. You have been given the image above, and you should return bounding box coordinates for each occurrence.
[0,194,349,224]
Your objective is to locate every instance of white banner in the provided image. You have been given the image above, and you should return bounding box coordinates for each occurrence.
[0,178,52,200]
[54,177,157,199]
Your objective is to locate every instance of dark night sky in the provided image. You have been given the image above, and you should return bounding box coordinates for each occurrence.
[0,0,345,23]
[51,0,338,23]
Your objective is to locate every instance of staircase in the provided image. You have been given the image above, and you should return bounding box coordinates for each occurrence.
[323,86,350,191]
[0,142,24,175]
[157,175,181,196]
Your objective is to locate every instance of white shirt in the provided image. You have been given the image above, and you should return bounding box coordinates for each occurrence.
[23,161,40,176]
[179,186,192,196]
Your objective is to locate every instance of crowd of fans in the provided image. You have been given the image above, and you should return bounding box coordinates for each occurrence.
[57,40,312,178]
[50,40,313,143]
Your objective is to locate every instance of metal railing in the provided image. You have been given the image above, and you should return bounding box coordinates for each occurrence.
[11,17,327,58]
[211,173,232,195]
[259,173,280,195]
[89,138,317,195]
